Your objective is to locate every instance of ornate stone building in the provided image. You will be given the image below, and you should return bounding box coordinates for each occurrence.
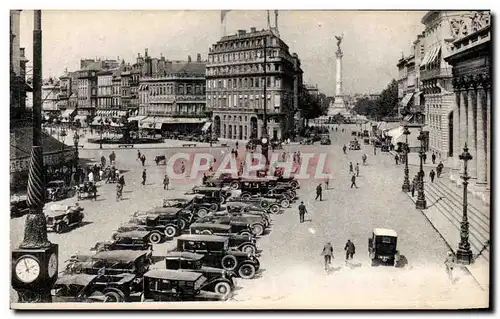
[444,11,491,204]
[206,28,303,141]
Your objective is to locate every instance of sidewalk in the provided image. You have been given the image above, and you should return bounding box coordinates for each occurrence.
[389,150,452,169]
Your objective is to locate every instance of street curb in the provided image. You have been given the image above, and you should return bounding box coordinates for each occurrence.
[404,191,486,291]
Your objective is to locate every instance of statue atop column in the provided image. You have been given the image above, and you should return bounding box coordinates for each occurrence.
[335,33,343,56]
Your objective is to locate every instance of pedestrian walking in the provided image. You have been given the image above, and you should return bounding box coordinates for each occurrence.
[343,145,347,154]
[325,178,329,190]
[163,174,170,190]
[101,156,106,168]
[315,184,323,201]
[236,141,239,149]
[140,154,146,166]
[137,150,142,161]
[109,151,116,165]
[429,169,436,183]
[444,251,456,283]
[395,154,399,165]
[99,169,104,182]
[142,169,147,186]
[411,177,416,197]
[88,171,94,183]
[116,183,123,201]
[437,161,444,178]
[350,174,358,189]
[321,242,334,271]
[355,163,360,177]
[423,153,427,164]
[344,239,356,263]
[362,154,367,165]
[432,152,436,164]
[298,201,307,223]
[349,162,353,174]
[374,146,377,155]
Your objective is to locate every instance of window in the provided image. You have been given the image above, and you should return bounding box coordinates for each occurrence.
[267,77,271,87]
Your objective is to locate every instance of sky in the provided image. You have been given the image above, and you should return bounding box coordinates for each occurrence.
[18,10,425,96]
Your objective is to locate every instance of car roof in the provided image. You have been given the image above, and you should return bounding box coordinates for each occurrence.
[225,202,252,207]
[144,269,204,281]
[147,207,182,214]
[55,274,98,286]
[177,234,228,243]
[165,252,204,260]
[190,223,232,230]
[373,228,397,237]
[114,230,150,239]
[93,250,149,262]
[47,180,65,184]
[192,186,222,191]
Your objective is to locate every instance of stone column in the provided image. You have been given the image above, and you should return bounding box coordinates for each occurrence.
[451,90,460,181]
[467,87,477,179]
[475,84,487,186]
[458,89,468,185]
[335,50,343,97]
[486,85,491,190]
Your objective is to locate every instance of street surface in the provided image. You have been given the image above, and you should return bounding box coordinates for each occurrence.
[10,124,488,308]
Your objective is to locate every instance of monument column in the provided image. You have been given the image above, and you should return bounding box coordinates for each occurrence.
[335,48,343,96]
[327,34,345,118]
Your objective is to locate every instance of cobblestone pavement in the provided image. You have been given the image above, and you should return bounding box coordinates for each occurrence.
[10,126,488,308]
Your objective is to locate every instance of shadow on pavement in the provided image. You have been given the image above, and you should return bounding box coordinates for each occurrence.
[346,262,362,269]
[253,268,266,279]
[327,266,342,274]
[395,255,408,268]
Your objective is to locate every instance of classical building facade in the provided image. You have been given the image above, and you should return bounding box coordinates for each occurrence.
[97,70,113,109]
[206,28,302,141]
[41,78,61,116]
[76,68,98,122]
[135,58,207,133]
[444,11,491,204]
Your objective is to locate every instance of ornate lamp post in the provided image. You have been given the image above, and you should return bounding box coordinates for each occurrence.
[73,130,79,171]
[415,129,427,209]
[99,120,103,149]
[261,36,269,166]
[401,125,411,192]
[11,10,58,303]
[456,143,473,265]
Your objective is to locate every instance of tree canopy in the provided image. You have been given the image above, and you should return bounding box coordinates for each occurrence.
[299,88,329,120]
[352,79,399,120]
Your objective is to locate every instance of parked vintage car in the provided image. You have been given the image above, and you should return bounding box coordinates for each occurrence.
[184,187,232,216]
[349,139,361,150]
[45,204,85,233]
[142,269,223,302]
[128,209,185,239]
[204,173,242,190]
[225,201,273,217]
[198,211,269,236]
[52,272,137,302]
[164,252,235,298]
[162,194,218,217]
[154,155,167,165]
[368,228,400,266]
[75,181,98,200]
[190,222,254,238]
[320,134,332,145]
[239,180,291,208]
[10,194,29,218]
[176,235,260,279]
[114,220,175,244]
[46,180,73,201]
[91,231,152,252]
[226,195,282,213]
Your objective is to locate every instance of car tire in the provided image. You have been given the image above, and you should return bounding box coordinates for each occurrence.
[238,264,256,279]
[103,290,125,302]
[241,193,252,200]
[280,199,290,208]
[54,222,65,234]
[178,218,187,230]
[214,281,232,298]
[164,225,177,239]
[209,203,218,212]
[269,204,280,214]
[370,259,377,267]
[239,231,252,237]
[240,244,256,255]
[251,224,264,236]
[200,230,213,235]
[230,181,240,190]
[148,231,163,244]
[259,200,270,209]
[197,208,209,218]
[289,190,297,199]
[221,255,238,271]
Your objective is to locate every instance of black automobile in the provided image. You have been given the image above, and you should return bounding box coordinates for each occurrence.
[91,230,152,252]
[204,173,242,190]
[114,218,178,244]
[45,204,85,233]
[226,196,281,214]
[239,180,292,208]
[184,187,232,215]
[130,207,189,236]
[176,235,260,279]
[189,222,254,238]
[46,180,73,201]
[164,252,235,298]
[368,228,400,266]
[10,195,29,218]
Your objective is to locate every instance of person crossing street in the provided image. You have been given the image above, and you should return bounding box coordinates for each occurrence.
[141,168,147,186]
[163,174,170,190]
[350,174,358,189]
[429,169,436,183]
[298,201,307,223]
[355,163,360,177]
[344,239,356,263]
[343,145,347,154]
[315,184,323,201]
[444,251,456,283]
[362,154,367,165]
[321,242,334,271]
[349,161,353,174]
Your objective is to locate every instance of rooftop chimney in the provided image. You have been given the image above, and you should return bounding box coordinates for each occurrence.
[188,55,192,62]
[250,27,256,33]
[197,53,201,62]
[238,29,246,35]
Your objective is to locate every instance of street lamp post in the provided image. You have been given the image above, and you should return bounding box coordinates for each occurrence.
[73,130,79,171]
[99,121,103,149]
[456,143,473,265]
[260,36,269,166]
[401,125,411,192]
[415,129,427,209]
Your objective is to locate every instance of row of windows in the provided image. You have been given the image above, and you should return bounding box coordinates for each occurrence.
[209,48,281,64]
[211,37,277,53]
[207,63,281,76]
[145,84,206,96]
[207,77,281,89]
[207,94,282,109]
[98,87,113,96]
[97,97,113,108]
[97,77,113,86]
[143,104,206,115]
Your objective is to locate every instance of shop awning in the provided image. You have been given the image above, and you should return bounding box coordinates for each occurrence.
[96,110,128,117]
[128,115,148,122]
[164,118,206,124]
[421,46,441,67]
[61,108,76,118]
[201,122,212,132]
[392,127,422,148]
[400,93,414,107]
[139,121,157,129]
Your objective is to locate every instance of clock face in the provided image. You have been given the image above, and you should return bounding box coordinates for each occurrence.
[261,138,268,144]
[15,256,41,284]
[48,253,58,278]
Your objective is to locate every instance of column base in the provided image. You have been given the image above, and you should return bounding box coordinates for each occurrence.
[456,247,473,265]
[415,199,427,210]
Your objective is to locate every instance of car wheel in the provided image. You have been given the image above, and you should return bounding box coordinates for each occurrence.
[178,218,187,230]
[209,203,218,212]
[221,255,238,271]
[240,244,256,255]
[238,264,256,279]
[239,231,252,237]
[241,193,252,200]
[230,181,240,190]
[200,230,213,235]
[280,199,290,208]
[103,290,125,302]
[290,190,297,199]
[269,204,280,214]
[290,181,299,189]
[54,222,65,234]
[259,200,270,209]
[251,223,264,236]
[148,231,163,244]
[164,225,177,239]
[214,281,232,298]
[197,208,209,218]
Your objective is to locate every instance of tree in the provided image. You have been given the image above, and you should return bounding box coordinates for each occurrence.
[376,79,399,119]
[299,88,327,121]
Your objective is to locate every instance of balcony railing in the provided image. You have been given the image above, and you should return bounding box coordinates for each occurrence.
[421,67,452,81]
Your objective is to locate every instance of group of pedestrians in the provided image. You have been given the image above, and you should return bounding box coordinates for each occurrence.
[321,240,357,271]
